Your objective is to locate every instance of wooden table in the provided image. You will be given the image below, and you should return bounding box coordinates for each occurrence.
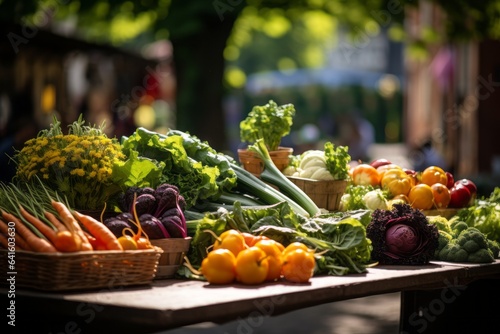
[3,260,500,333]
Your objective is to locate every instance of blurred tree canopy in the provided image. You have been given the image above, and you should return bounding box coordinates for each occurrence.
[1,0,500,150]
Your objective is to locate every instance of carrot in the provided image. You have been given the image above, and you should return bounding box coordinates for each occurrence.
[19,205,58,245]
[1,210,57,253]
[0,233,20,250]
[44,211,68,232]
[72,210,123,251]
[0,219,31,251]
[51,201,93,251]
[83,231,106,251]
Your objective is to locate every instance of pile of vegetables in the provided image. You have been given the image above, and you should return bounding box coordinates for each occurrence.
[186,229,316,285]
[119,127,321,217]
[182,201,373,278]
[104,183,188,239]
[343,159,478,212]
[366,204,440,265]
[283,142,351,181]
[0,182,139,252]
[429,215,499,263]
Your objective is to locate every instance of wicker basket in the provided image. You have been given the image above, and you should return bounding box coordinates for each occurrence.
[288,177,348,211]
[150,237,192,279]
[238,147,293,177]
[0,248,162,291]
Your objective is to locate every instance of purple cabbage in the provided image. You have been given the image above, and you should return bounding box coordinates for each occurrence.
[366,203,439,265]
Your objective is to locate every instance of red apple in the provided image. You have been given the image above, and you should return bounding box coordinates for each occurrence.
[454,179,477,195]
[454,179,477,205]
[403,168,417,176]
[445,172,454,189]
[448,184,472,208]
[370,158,392,169]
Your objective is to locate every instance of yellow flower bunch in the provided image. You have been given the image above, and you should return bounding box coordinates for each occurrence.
[14,115,126,210]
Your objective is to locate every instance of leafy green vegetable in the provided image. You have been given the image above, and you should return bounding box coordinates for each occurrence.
[324,141,351,180]
[240,100,295,151]
[454,187,500,243]
[120,127,236,208]
[111,149,165,189]
[297,217,373,275]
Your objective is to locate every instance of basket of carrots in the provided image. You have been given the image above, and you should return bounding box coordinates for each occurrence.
[0,182,163,291]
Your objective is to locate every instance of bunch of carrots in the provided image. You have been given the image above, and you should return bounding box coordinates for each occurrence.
[0,182,153,253]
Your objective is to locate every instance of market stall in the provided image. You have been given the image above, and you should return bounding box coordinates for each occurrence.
[2,102,500,334]
[2,260,500,333]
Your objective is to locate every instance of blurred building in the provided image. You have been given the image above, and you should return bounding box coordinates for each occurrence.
[0,22,175,141]
[404,3,500,180]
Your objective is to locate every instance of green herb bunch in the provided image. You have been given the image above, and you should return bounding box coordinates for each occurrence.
[14,115,126,210]
[240,100,295,152]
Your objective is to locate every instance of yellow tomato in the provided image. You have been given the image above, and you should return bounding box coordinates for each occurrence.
[201,248,236,285]
[381,169,412,197]
[235,246,269,285]
[408,184,434,210]
[213,229,246,257]
[282,249,316,283]
[420,166,448,186]
[376,163,403,179]
[254,239,284,281]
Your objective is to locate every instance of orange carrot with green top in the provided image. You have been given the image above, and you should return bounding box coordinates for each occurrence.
[19,205,58,245]
[43,211,68,232]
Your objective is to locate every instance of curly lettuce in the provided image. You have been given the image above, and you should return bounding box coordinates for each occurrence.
[120,127,237,208]
[324,141,351,180]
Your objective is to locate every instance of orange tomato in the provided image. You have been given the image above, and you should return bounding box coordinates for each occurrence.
[420,166,448,186]
[235,246,269,285]
[282,249,316,283]
[408,184,434,210]
[201,248,236,284]
[282,242,314,257]
[254,239,284,281]
[213,229,246,257]
[351,164,380,187]
[241,232,269,247]
[431,183,451,209]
